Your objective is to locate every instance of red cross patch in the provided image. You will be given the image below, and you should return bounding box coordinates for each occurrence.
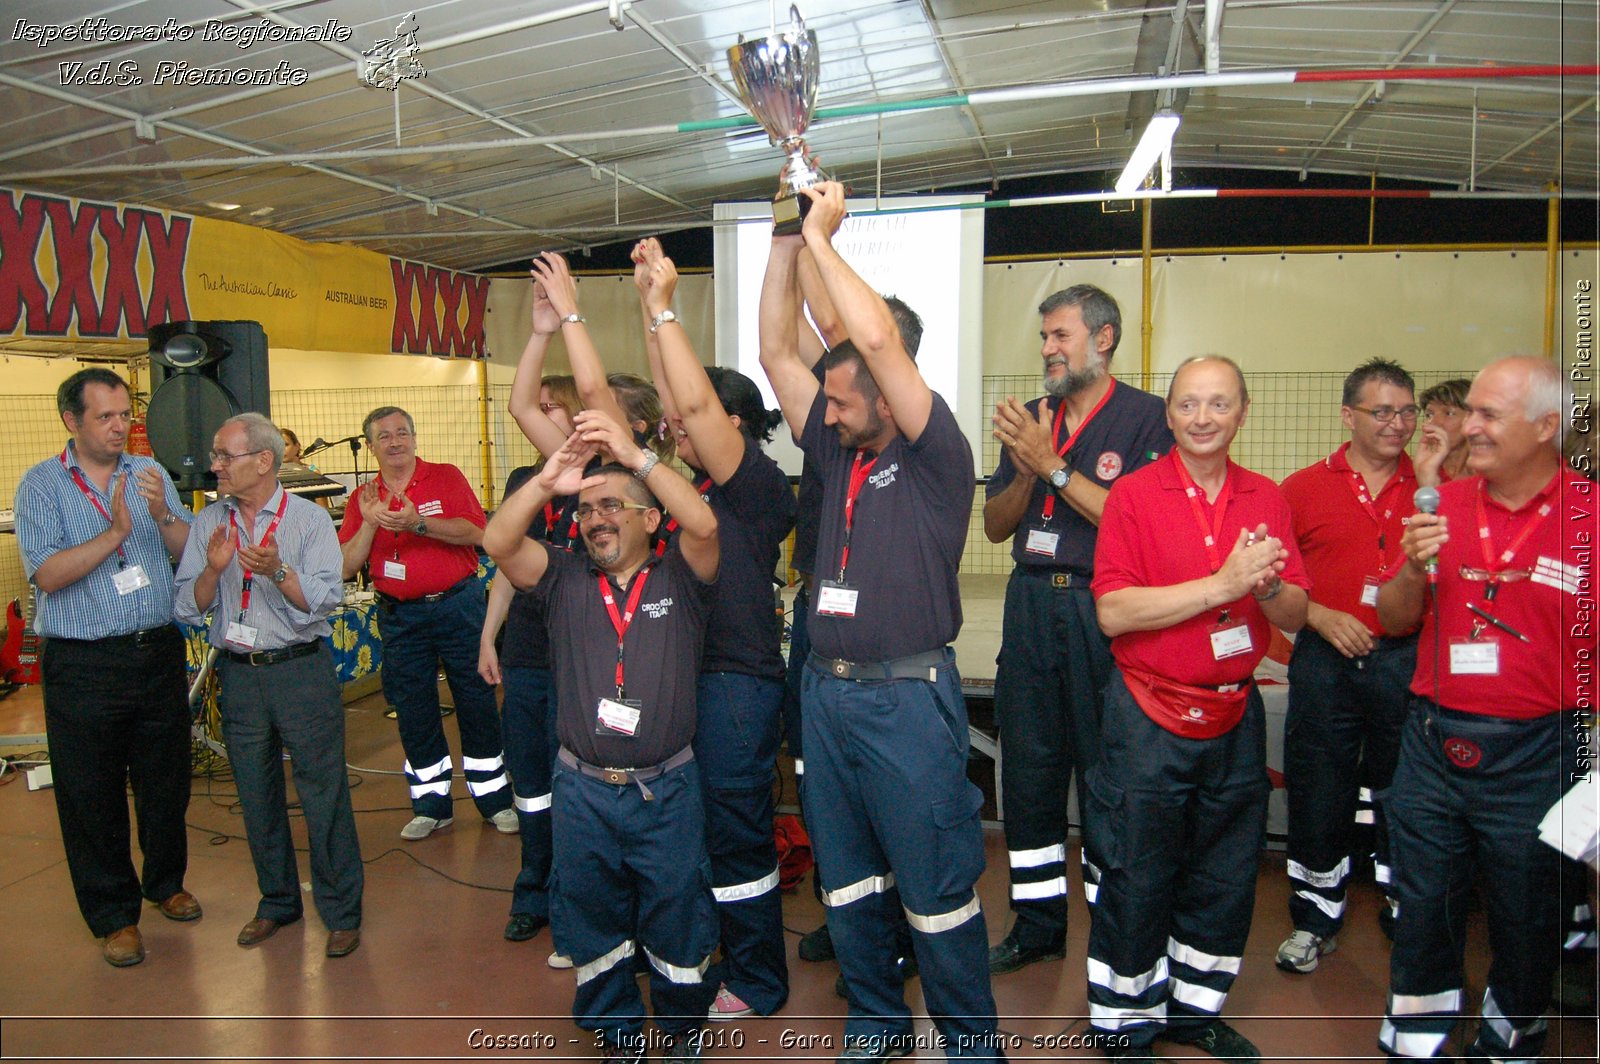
[1443,737,1482,769]
[1096,451,1123,481]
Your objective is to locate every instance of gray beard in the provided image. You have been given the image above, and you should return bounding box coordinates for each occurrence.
[1044,360,1106,399]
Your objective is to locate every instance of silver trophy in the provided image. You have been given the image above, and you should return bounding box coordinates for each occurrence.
[728,5,825,235]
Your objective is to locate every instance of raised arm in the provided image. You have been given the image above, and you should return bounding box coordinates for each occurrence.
[531,251,630,430]
[758,235,820,440]
[800,182,932,440]
[631,239,683,427]
[483,432,595,590]
[635,240,746,485]
[797,246,846,358]
[507,274,569,459]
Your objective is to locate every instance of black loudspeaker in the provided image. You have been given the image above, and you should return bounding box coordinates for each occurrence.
[146,320,270,492]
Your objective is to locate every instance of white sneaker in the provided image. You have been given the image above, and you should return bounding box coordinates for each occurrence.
[400,815,453,841]
[489,808,520,834]
[1276,929,1337,973]
[708,983,754,1021]
[547,951,574,969]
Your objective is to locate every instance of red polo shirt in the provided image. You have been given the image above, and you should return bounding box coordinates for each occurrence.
[1281,443,1417,637]
[1408,468,1592,718]
[1093,451,1311,687]
[338,458,485,598]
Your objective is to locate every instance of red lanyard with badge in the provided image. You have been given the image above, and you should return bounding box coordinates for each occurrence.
[595,567,652,737]
[1339,460,1404,608]
[375,475,414,581]
[1172,455,1252,662]
[1026,384,1116,557]
[60,448,151,596]
[816,451,877,618]
[1449,478,1552,676]
[223,492,288,650]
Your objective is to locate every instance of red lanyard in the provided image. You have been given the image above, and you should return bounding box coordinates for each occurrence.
[376,473,414,561]
[1338,459,1404,574]
[1475,476,1554,574]
[599,567,652,695]
[836,451,878,581]
[229,491,289,616]
[544,501,579,546]
[654,476,713,558]
[1171,454,1233,574]
[60,447,129,565]
[1041,381,1115,521]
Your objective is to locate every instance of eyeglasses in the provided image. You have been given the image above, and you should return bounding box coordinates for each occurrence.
[1351,405,1419,424]
[1458,566,1531,583]
[573,498,653,523]
[208,448,267,465]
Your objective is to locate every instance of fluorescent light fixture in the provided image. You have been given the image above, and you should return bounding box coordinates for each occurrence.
[205,201,241,211]
[1114,111,1180,194]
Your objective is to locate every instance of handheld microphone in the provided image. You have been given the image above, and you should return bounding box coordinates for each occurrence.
[1413,486,1441,583]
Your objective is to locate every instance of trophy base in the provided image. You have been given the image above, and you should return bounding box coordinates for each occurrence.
[772,191,810,237]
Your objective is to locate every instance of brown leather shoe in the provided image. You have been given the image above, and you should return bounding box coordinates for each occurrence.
[237,916,295,947]
[158,890,202,922]
[325,928,361,958]
[102,926,145,967]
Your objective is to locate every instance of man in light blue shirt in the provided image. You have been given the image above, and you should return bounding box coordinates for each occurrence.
[15,368,197,968]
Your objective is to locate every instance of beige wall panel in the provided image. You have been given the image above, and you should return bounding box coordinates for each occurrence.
[980,258,1149,377]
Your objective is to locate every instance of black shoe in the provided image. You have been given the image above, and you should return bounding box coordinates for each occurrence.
[503,912,547,942]
[835,1033,914,1063]
[663,1033,704,1063]
[834,954,919,999]
[600,1037,645,1064]
[1161,1020,1260,1064]
[798,922,835,962]
[987,931,1065,975]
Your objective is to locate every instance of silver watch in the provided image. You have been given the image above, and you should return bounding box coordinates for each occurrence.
[271,565,289,585]
[1048,465,1072,490]
[649,309,678,334]
[633,452,660,480]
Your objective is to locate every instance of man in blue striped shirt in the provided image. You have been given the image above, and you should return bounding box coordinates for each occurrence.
[16,368,198,968]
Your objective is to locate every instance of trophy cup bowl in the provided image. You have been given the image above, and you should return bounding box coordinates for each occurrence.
[728,6,824,235]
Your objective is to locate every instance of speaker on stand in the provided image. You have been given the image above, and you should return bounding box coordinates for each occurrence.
[146,320,270,493]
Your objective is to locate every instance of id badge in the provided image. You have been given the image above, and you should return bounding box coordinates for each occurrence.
[224,620,260,650]
[112,564,151,596]
[382,559,407,580]
[816,580,860,618]
[1025,529,1061,557]
[1360,576,1380,608]
[1209,621,1253,661]
[1449,638,1500,675]
[596,697,642,737]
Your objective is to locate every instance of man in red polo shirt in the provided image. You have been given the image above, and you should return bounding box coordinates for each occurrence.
[340,406,514,841]
[1087,356,1309,1063]
[1275,358,1420,973]
[1376,355,1590,1061]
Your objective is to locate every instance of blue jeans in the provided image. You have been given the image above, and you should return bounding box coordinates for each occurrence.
[502,665,557,916]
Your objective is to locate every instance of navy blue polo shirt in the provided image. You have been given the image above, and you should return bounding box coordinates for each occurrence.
[984,379,1171,574]
[499,465,580,670]
[536,544,715,768]
[801,389,973,663]
[789,359,828,577]
[697,436,796,678]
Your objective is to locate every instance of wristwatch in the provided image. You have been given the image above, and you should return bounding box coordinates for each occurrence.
[413,518,428,536]
[1048,465,1073,491]
[271,565,289,585]
[649,309,678,334]
[160,512,179,526]
[560,312,586,325]
[633,452,660,480]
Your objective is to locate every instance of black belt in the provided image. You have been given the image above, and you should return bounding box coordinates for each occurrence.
[378,576,473,608]
[810,648,949,683]
[1018,567,1092,589]
[558,745,694,787]
[51,624,174,649]
[225,640,320,667]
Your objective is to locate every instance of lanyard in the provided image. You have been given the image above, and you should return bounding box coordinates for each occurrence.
[544,499,579,547]
[599,567,652,696]
[1171,454,1233,574]
[1041,381,1115,521]
[376,473,414,561]
[1474,476,1555,603]
[654,476,713,558]
[836,450,878,581]
[1337,458,1404,575]
[229,491,289,617]
[60,447,129,566]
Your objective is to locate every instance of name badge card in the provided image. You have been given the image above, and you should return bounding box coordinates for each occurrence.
[224,620,260,650]
[1360,576,1381,608]
[1209,620,1253,661]
[1449,638,1500,675]
[382,560,407,580]
[113,564,151,596]
[596,697,642,737]
[816,580,860,618]
[1025,529,1061,557]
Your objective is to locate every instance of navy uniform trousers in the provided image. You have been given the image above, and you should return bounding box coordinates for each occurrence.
[1084,674,1270,1049]
[1380,703,1579,1060]
[551,754,719,1051]
[993,569,1112,948]
[694,672,789,1014]
[1283,630,1416,937]
[801,649,1006,1059]
[378,585,513,820]
[501,665,557,918]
